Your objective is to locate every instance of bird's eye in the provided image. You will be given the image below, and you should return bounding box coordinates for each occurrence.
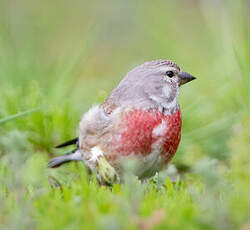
[166,71,174,78]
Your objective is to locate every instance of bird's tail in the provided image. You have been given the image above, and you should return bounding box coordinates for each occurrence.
[48,149,82,168]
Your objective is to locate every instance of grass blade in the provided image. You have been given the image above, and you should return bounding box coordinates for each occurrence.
[0,106,44,125]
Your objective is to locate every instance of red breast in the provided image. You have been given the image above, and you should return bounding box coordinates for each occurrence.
[111,108,182,162]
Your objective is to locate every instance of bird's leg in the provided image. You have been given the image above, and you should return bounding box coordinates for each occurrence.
[97,156,120,185]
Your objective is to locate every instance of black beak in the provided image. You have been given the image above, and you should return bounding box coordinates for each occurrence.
[178,72,196,86]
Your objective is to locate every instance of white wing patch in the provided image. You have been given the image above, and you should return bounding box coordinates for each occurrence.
[90,146,104,162]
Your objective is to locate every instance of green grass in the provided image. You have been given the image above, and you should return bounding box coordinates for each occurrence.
[1,0,250,229]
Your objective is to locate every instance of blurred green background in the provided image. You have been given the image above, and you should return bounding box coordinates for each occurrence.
[0,0,250,229]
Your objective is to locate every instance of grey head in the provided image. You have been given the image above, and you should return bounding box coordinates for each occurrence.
[104,60,196,113]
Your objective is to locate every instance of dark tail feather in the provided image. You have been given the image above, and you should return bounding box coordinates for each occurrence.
[55,137,78,148]
[48,150,82,168]
[48,156,72,168]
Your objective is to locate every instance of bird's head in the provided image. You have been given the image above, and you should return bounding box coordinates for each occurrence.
[151,60,196,87]
[106,60,196,111]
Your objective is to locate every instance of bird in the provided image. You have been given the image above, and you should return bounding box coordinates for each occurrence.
[48,60,196,184]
